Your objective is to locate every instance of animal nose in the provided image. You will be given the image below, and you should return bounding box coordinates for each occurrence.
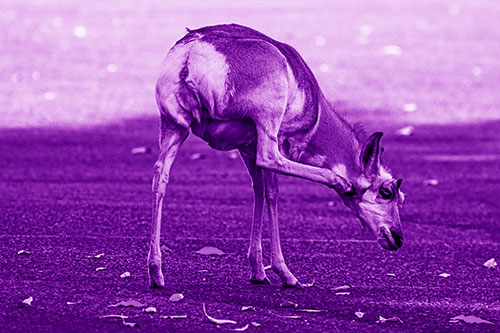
[390,228,403,248]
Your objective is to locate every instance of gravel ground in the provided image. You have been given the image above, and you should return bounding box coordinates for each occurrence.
[0,117,498,332]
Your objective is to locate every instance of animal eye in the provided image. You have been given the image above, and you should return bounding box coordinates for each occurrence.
[379,187,393,199]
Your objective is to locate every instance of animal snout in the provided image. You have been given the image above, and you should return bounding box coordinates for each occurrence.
[377,226,403,251]
[390,228,403,248]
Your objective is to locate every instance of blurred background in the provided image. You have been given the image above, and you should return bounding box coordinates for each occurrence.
[2,0,500,128]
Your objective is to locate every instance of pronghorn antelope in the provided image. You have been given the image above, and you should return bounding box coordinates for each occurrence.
[149,24,405,288]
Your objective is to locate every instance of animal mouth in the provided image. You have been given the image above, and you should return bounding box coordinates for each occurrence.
[377,229,403,251]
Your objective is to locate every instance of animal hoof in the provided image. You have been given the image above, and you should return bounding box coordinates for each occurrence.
[250,277,271,285]
[283,281,303,289]
[148,263,165,288]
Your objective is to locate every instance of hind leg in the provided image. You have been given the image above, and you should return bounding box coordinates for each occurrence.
[148,115,188,288]
[240,152,270,285]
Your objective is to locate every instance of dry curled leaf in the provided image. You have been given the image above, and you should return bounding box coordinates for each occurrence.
[377,316,403,324]
[241,305,255,311]
[96,267,107,271]
[280,300,298,308]
[100,314,129,319]
[439,273,450,278]
[202,303,237,325]
[144,306,157,313]
[302,279,315,287]
[122,318,139,328]
[296,308,327,313]
[108,300,145,308]
[160,245,172,252]
[120,272,131,278]
[169,293,184,302]
[22,296,33,306]
[336,292,351,296]
[94,253,105,258]
[450,314,493,325]
[251,322,261,327]
[18,250,30,255]
[396,125,414,136]
[355,311,366,318]
[332,285,351,291]
[231,324,249,331]
[196,246,224,256]
[483,258,497,269]
[386,273,396,277]
[160,314,188,319]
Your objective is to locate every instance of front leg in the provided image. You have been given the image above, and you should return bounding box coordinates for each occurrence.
[255,127,346,190]
[263,171,301,288]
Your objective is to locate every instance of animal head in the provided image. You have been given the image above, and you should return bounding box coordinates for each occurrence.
[337,132,406,250]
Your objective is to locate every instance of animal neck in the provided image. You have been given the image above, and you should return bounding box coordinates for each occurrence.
[300,95,362,181]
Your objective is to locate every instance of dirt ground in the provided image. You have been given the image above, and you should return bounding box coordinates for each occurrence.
[0,117,498,331]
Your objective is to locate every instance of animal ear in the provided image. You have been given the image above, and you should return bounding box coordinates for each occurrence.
[396,178,403,190]
[360,132,383,177]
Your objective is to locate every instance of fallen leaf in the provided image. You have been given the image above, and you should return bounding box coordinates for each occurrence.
[251,322,261,327]
[483,258,497,269]
[423,179,439,186]
[122,318,139,328]
[396,125,414,136]
[377,316,403,324]
[202,303,237,325]
[100,314,129,319]
[355,311,366,318]
[302,279,315,287]
[273,313,302,319]
[160,245,172,252]
[439,273,450,278]
[94,253,105,258]
[131,147,151,155]
[296,309,327,313]
[386,273,396,277]
[332,285,351,291]
[231,324,249,331]
[241,305,255,311]
[189,153,205,160]
[96,267,107,271]
[22,296,33,306]
[335,292,351,296]
[280,300,298,308]
[196,246,224,256]
[18,250,30,255]
[109,300,145,308]
[160,314,188,319]
[169,293,184,302]
[144,306,157,313]
[120,272,131,278]
[450,314,493,325]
